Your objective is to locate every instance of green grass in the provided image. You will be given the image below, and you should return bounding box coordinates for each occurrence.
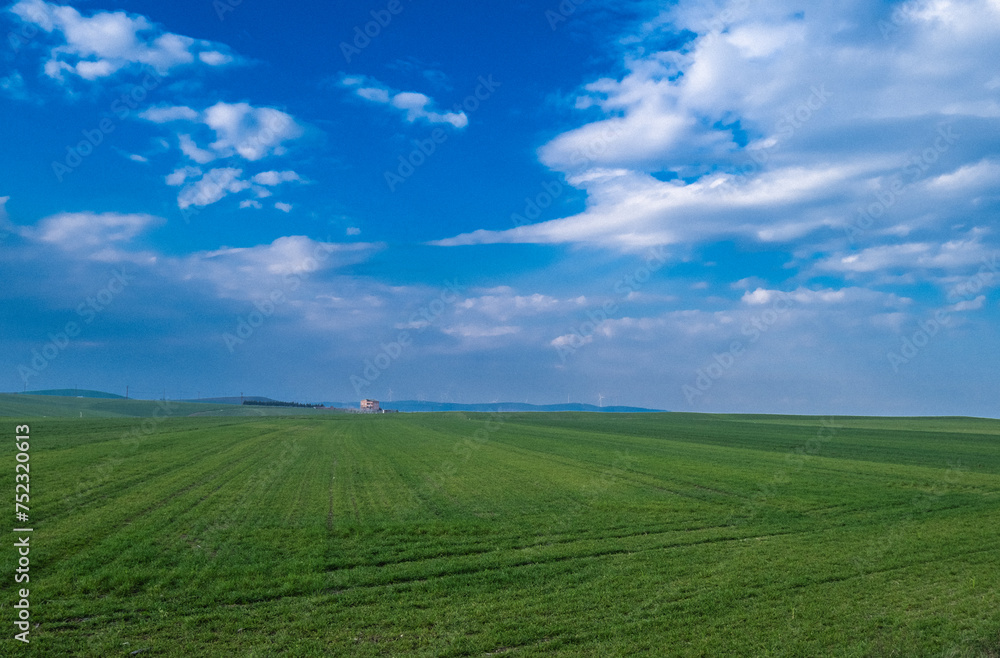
[1,412,998,656]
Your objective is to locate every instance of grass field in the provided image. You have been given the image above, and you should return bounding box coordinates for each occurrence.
[2,409,999,656]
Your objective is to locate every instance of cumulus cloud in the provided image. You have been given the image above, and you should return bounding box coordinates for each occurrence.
[0,71,29,100]
[166,167,304,210]
[188,236,383,293]
[456,289,573,322]
[441,324,521,339]
[13,207,382,289]
[176,168,250,209]
[433,0,1000,283]
[816,233,993,274]
[8,210,164,263]
[140,104,306,209]
[140,102,304,163]
[178,134,216,164]
[28,211,163,248]
[165,166,202,186]
[203,102,303,160]
[8,0,238,82]
[341,75,468,128]
[0,197,12,238]
[740,286,911,308]
[252,170,301,186]
[945,295,986,313]
[141,106,198,123]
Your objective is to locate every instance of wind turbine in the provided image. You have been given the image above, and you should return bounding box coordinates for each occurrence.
[597,393,605,408]
[387,388,393,402]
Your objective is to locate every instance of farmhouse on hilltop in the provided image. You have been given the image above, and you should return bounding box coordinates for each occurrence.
[360,399,380,412]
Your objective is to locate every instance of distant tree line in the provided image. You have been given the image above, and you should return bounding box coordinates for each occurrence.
[242,400,322,408]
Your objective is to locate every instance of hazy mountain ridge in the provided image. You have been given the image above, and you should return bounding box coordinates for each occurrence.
[324,400,665,413]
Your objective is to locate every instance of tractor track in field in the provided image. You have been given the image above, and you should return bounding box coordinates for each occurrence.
[53,541,1000,625]
[175,539,1000,620]
[789,543,1000,591]
[319,526,819,592]
[321,499,997,577]
[41,437,279,560]
[51,433,262,519]
[112,430,283,528]
[324,521,745,572]
[328,458,337,531]
[491,440,742,503]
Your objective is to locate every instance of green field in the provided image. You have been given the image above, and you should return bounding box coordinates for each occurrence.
[2,409,999,656]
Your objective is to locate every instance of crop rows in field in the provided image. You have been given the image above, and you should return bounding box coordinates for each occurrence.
[3,412,999,656]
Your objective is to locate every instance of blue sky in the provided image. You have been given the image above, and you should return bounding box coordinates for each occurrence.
[2,0,999,415]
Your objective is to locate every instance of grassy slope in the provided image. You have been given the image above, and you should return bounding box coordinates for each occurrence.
[1,412,998,656]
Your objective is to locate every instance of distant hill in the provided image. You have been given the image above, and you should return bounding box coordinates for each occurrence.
[23,389,125,399]
[3,392,662,417]
[179,396,279,405]
[0,394,347,418]
[324,400,665,413]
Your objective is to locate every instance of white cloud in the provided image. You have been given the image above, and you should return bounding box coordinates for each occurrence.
[140,104,306,208]
[194,236,380,282]
[198,51,232,66]
[346,227,361,236]
[817,235,992,274]
[204,102,303,160]
[141,102,304,164]
[741,286,910,308]
[434,0,1000,270]
[239,199,262,209]
[178,134,216,164]
[0,71,29,100]
[341,75,467,128]
[165,165,202,186]
[457,291,566,322]
[18,211,164,262]
[140,106,199,123]
[176,168,250,209]
[441,324,520,338]
[274,202,292,213]
[9,0,238,82]
[924,159,1000,193]
[731,276,767,291]
[945,295,986,312]
[552,332,593,348]
[356,87,390,104]
[252,170,301,186]
[0,196,12,235]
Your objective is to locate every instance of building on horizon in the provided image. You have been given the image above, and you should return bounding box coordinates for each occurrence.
[360,399,380,412]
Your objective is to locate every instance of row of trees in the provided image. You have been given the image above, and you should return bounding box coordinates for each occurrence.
[242,400,322,408]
